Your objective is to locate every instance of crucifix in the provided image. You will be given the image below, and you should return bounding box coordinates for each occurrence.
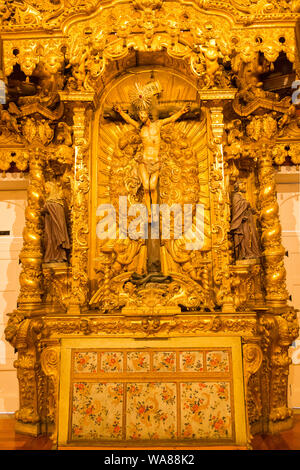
[113,89,190,221]
[112,80,193,283]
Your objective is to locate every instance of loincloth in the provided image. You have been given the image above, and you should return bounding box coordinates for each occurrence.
[141,159,160,175]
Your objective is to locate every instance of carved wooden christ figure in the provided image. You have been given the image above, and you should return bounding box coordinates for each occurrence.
[112,81,190,280]
[42,181,70,263]
[230,181,261,261]
[113,85,189,221]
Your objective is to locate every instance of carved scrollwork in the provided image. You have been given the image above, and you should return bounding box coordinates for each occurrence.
[41,347,59,377]
[243,343,263,382]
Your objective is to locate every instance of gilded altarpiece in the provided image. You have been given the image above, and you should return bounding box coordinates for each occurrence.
[1,0,300,449]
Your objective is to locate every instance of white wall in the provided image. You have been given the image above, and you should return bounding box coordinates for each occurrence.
[0,175,27,413]
[276,167,300,409]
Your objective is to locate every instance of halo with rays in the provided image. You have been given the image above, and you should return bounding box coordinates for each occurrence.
[128,82,153,111]
[128,80,162,111]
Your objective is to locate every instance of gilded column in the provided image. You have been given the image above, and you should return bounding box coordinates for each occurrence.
[257,142,297,433]
[59,93,94,313]
[18,147,45,308]
[201,91,236,312]
[257,143,288,307]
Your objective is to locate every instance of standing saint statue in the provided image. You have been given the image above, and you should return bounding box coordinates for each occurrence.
[113,82,190,221]
[42,181,70,263]
[230,181,261,261]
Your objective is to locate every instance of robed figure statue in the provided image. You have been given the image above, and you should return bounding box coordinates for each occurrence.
[42,181,70,263]
[230,181,261,261]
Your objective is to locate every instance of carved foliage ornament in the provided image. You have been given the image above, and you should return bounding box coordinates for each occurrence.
[2,3,296,91]
[272,143,300,165]
[1,0,300,33]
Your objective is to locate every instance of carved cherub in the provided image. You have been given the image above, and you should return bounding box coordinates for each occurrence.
[224,119,244,160]
[0,103,20,134]
[56,122,73,146]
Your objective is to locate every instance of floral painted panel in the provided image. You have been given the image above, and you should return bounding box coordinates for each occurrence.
[179,351,204,372]
[71,382,123,440]
[153,352,176,372]
[206,350,230,373]
[69,347,239,444]
[127,352,150,372]
[100,351,123,373]
[181,382,232,440]
[73,352,97,374]
[126,382,177,440]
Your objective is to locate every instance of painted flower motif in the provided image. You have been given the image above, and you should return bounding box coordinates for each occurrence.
[74,352,98,374]
[214,418,225,431]
[70,348,233,443]
[206,351,230,373]
[127,384,141,396]
[112,420,122,436]
[198,382,207,390]
[75,382,85,391]
[180,351,204,372]
[126,382,176,440]
[85,405,94,415]
[73,382,92,398]
[215,383,229,400]
[209,412,230,437]
[111,384,124,396]
[153,352,176,372]
[161,385,176,405]
[100,352,123,372]
[71,382,123,441]
[127,352,150,372]
[130,431,142,440]
[181,382,232,440]
[182,423,194,438]
[72,425,83,437]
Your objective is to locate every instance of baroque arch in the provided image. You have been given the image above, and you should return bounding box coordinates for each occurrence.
[89,64,212,311]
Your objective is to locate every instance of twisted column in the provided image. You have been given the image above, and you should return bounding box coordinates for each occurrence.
[257,144,288,307]
[18,148,44,307]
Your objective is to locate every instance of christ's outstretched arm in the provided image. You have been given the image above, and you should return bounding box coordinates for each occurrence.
[159,104,190,127]
[113,105,139,129]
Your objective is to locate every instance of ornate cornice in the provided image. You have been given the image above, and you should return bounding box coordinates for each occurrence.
[1,0,300,35]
